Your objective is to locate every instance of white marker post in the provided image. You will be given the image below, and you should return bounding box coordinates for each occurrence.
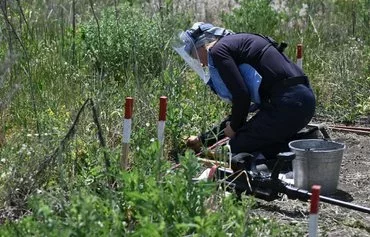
[297,43,303,70]
[158,96,167,146]
[309,185,321,237]
[121,97,133,170]
[156,96,167,179]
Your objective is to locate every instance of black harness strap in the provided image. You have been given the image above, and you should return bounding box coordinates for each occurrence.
[252,33,288,64]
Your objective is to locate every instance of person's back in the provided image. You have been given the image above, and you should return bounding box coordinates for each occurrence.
[209,33,305,100]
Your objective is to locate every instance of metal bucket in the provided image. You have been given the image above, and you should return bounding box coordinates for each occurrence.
[288,139,346,195]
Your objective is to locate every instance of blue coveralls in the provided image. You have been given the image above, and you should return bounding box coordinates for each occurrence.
[202,33,316,158]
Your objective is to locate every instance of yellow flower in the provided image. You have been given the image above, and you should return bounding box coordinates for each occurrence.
[46,108,54,116]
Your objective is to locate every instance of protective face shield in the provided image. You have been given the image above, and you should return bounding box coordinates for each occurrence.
[172,29,210,84]
[172,22,234,84]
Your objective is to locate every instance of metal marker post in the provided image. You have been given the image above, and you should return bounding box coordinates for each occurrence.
[121,97,133,170]
[297,44,303,69]
[309,185,321,237]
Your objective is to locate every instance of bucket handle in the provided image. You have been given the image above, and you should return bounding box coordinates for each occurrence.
[304,147,332,152]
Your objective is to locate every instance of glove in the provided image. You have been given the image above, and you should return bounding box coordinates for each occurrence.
[186,135,202,153]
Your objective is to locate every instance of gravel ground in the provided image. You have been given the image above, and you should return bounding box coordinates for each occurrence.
[251,130,370,236]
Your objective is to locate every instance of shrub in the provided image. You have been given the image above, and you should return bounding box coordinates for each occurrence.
[80,3,188,83]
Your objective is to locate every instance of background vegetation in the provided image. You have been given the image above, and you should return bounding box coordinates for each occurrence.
[0,0,369,235]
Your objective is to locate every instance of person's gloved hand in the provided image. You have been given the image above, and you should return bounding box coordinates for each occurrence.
[186,135,202,153]
[224,121,235,138]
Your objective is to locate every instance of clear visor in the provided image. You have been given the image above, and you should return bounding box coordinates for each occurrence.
[172,30,210,84]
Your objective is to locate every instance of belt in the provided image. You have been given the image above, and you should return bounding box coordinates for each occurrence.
[273,75,309,90]
[261,75,310,104]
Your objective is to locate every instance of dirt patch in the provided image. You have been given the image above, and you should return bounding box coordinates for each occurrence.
[252,130,370,236]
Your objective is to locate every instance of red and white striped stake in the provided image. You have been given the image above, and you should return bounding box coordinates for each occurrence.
[297,43,303,70]
[158,96,167,146]
[309,185,321,237]
[121,97,134,170]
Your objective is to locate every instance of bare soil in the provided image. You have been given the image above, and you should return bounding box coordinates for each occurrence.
[252,130,370,236]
